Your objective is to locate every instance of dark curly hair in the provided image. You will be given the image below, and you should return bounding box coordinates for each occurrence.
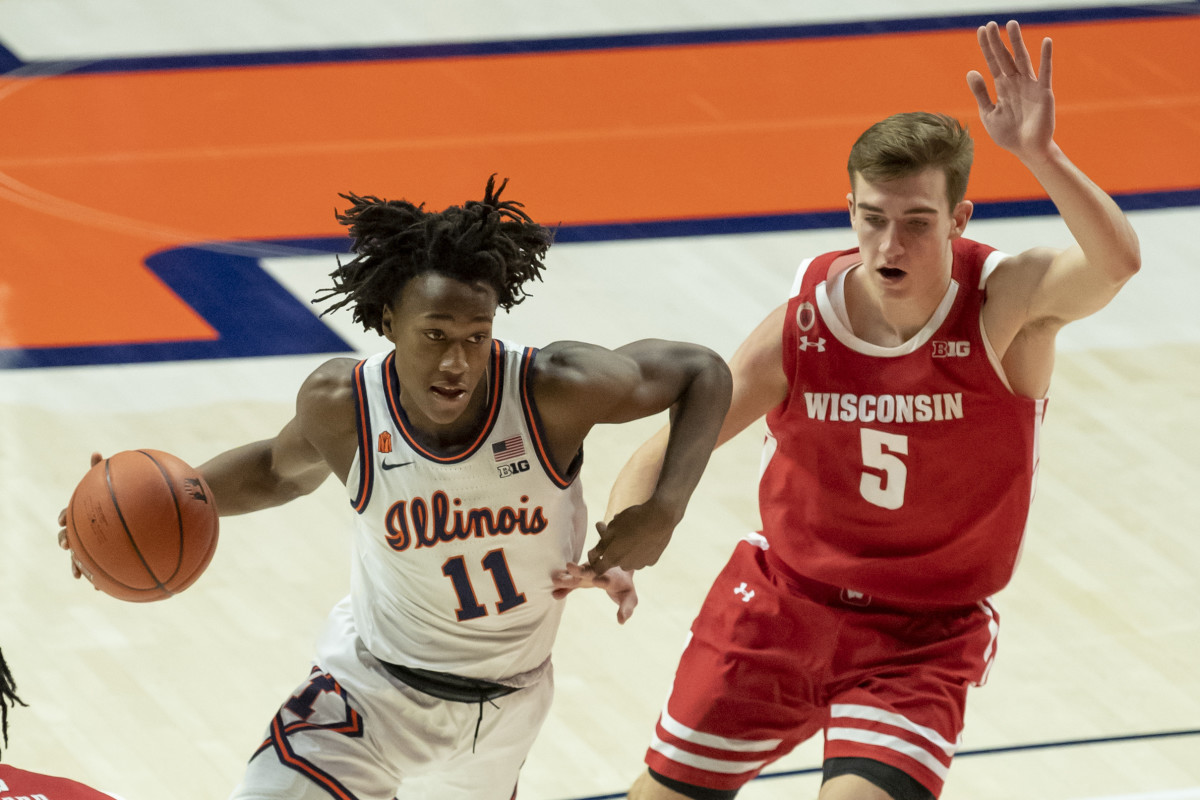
[1,648,27,760]
[315,175,553,334]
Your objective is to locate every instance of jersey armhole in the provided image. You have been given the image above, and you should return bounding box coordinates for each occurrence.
[519,348,582,489]
[977,249,1018,395]
[349,358,374,514]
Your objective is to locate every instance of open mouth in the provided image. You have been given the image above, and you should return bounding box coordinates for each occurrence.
[431,385,468,401]
[878,266,906,280]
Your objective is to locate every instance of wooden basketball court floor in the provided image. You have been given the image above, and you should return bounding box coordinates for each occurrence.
[0,1,1197,797]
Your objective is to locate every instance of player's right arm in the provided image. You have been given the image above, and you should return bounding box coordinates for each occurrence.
[598,301,790,544]
[197,357,359,515]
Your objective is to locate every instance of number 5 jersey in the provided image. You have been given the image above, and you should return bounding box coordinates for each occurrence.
[759,238,1046,608]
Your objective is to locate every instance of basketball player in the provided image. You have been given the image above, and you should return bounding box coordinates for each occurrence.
[585,20,1141,800]
[0,648,127,799]
[60,176,731,799]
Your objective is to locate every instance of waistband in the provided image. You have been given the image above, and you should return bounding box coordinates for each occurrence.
[380,662,520,703]
[760,546,976,615]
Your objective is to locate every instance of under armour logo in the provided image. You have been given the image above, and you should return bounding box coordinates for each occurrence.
[840,588,872,607]
[798,336,826,352]
[734,582,755,603]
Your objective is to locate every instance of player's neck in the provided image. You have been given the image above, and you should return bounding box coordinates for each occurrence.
[844,264,950,346]
[401,368,493,455]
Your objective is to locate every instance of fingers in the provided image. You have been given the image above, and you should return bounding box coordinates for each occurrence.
[965,70,993,112]
[1006,20,1034,76]
[1039,36,1053,88]
[976,21,1010,78]
[586,520,616,574]
[585,550,611,577]
[616,591,638,625]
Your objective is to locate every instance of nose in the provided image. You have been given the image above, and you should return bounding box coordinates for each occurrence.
[879,223,903,258]
[440,342,468,375]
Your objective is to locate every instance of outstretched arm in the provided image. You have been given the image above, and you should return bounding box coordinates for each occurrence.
[535,339,731,576]
[591,304,788,573]
[197,358,356,515]
[55,359,355,582]
[968,21,1140,392]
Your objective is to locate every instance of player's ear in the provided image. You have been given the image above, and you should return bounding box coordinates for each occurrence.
[381,305,395,339]
[949,200,973,238]
[847,192,857,230]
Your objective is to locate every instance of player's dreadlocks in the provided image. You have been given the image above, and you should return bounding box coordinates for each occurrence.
[315,175,552,334]
[0,648,28,760]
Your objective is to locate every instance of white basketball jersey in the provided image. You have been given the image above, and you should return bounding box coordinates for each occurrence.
[345,341,587,681]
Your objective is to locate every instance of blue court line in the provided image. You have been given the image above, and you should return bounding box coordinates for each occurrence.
[0,3,1197,76]
[1,187,1196,370]
[566,727,1200,800]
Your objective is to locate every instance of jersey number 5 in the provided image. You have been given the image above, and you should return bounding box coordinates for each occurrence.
[859,428,908,510]
[443,549,528,621]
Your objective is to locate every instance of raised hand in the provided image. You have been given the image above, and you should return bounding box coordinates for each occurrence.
[966,20,1056,161]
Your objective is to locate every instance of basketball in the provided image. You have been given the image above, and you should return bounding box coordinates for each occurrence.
[64,449,220,602]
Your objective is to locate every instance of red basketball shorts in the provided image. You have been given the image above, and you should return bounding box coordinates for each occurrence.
[645,536,999,797]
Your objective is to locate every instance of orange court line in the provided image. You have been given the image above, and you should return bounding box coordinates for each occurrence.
[1,16,1197,349]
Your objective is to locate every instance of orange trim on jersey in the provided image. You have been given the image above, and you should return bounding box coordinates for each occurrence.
[384,342,504,464]
[519,347,576,489]
[268,714,358,800]
[351,359,374,514]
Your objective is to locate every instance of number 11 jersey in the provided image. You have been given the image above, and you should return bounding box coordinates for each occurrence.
[345,341,587,682]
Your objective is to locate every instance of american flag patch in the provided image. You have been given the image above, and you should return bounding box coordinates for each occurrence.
[492,435,525,462]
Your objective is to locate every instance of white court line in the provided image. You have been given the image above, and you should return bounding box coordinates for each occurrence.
[1072,790,1200,800]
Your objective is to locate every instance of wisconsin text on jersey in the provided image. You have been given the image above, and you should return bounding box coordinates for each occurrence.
[383,490,549,552]
[803,392,965,423]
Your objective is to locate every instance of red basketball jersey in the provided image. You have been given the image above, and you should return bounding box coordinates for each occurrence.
[0,764,123,799]
[759,238,1046,607]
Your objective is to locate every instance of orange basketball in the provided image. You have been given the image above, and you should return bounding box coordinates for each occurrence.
[64,449,219,602]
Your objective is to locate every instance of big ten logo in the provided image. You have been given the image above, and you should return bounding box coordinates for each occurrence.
[931,340,970,358]
[497,459,531,478]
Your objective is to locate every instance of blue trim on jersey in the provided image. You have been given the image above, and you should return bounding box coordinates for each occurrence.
[350,359,374,514]
[518,347,581,490]
[382,341,505,464]
[2,3,1197,76]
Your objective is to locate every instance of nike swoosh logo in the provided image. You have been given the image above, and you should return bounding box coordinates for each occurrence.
[381,460,414,470]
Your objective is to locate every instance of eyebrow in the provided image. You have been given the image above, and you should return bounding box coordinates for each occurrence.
[421,312,494,323]
[856,201,939,216]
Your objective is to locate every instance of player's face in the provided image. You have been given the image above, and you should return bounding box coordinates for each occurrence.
[848,168,973,303]
[382,272,498,435]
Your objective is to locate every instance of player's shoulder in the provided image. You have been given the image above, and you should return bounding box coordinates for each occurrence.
[981,245,1061,292]
[296,357,360,431]
[529,340,613,384]
[300,357,358,395]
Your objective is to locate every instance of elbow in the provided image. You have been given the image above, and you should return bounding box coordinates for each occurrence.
[1120,250,1142,283]
[694,348,734,400]
[1115,227,1142,283]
